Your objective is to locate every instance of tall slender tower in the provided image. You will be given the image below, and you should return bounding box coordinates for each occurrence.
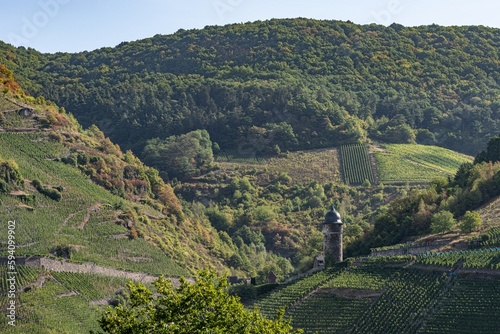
[322,205,343,266]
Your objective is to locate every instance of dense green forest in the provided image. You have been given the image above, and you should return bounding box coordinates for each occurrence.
[1,18,500,164]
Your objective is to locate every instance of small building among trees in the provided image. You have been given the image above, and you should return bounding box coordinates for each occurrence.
[266,271,277,284]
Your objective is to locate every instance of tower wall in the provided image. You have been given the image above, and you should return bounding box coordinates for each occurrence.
[323,223,343,266]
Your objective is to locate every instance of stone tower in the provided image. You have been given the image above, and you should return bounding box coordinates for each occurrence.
[322,205,343,266]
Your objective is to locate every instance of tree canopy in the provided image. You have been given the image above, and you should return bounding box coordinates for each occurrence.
[460,210,482,233]
[430,211,457,234]
[97,270,301,334]
[142,129,214,180]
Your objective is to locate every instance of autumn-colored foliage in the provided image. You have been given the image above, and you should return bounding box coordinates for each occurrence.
[0,64,22,93]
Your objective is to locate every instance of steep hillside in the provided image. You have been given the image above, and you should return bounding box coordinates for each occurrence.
[0,68,241,276]
[1,19,500,161]
[0,265,128,333]
[1,68,294,332]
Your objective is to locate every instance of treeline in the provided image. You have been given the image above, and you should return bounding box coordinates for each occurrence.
[347,135,500,256]
[1,19,500,158]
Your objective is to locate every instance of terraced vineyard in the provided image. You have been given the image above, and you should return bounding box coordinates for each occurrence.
[288,293,370,334]
[0,132,187,276]
[339,144,375,185]
[0,265,40,299]
[374,144,472,183]
[249,255,500,334]
[420,278,500,334]
[288,265,397,333]
[50,271,130,301]
[416,248,500,269]
[217,143,471,187]
[0,277,103,333]
[251,268,341,318]
[351,270,450,334]
[469,226,500,248]
[0,266,133,333]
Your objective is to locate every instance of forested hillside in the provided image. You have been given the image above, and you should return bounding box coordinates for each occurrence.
[0,66,298,280]
[2,19,499,266]
[1,18,500,161]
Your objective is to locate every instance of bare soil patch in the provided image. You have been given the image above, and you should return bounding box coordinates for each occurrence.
[68,244,85,251]
[16,203,34,211]
[78,203,102,229]
[10,190,29,196]
[56,291,79,298]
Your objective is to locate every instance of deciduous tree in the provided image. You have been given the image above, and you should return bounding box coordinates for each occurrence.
[97,270,301,334]
[459,210,482,233]
[430,210,456,234]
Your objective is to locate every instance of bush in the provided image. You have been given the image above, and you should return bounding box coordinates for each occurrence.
[206,206,233,231]
[61,154,77,166]
[48,131,64,142]
[43,187,62,201]
[0,158,24,187]
[51,245,73,259]
[0,180,10,193]
[31,179,42,188]
[306,195,323,209]
[97,270,299,333]
[52,185,64,192]
[32,179,62,201]
[77,152,90,165]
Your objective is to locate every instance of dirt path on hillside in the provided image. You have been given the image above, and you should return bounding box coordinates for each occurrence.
[57,211,81,235]
[369,152,380,184]
[77,203,102,229]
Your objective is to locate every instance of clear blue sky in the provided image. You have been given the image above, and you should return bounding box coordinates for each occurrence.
[1,0,499,53]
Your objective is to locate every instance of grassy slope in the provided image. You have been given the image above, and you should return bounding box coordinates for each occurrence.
[217,148,342,185]
[373,143,473,183]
